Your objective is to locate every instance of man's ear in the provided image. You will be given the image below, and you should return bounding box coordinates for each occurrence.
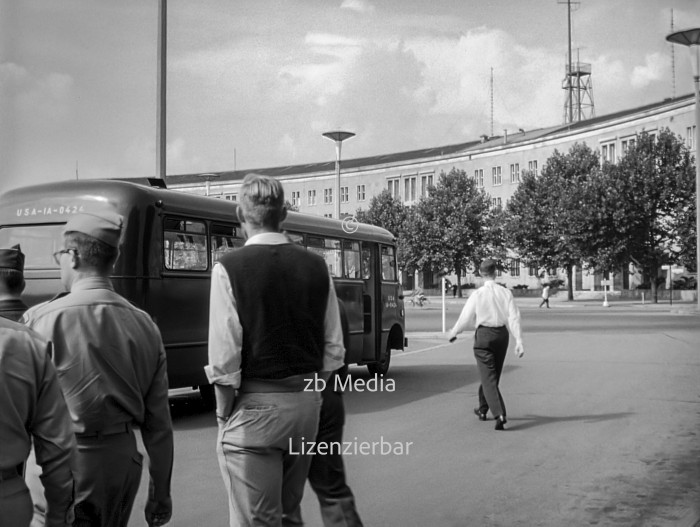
[280,206,288,223]
[69,251,80,270]
[236,206,246,224]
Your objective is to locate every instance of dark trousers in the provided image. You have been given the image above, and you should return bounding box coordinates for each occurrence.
[473,326,509,419]
[73,431,142,527]
[306,387,363,527]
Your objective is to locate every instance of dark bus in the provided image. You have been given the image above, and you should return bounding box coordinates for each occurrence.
[0,179,405,399]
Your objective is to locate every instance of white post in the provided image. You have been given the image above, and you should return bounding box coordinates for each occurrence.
[442,277,446,334]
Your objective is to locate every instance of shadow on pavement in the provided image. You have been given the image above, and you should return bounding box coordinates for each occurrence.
[342,362,491,415]
[506,411,634,431]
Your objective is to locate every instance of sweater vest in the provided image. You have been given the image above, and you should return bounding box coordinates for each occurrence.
[218,243,330,379]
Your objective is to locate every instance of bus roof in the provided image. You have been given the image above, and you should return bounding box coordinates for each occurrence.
[0,179,396,244]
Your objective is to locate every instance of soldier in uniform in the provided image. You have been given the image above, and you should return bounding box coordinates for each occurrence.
[0,244,29,321]
[22,211,174,527]
[0,317,75,527]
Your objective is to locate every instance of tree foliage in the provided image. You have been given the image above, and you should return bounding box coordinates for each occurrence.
[402,168,491,293]
[505,143,601,300]
[597,129,696,301]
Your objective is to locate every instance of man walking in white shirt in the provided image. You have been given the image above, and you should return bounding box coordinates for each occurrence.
[448,259,524,431]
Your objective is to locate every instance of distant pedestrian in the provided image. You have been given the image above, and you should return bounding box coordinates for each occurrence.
[206,173,345,526]
[0,245,28,321]
[452,283,458,298]
[539,283,550,308]
[448,259,524,431]
[0,317,75,527]
[22,211,174,527]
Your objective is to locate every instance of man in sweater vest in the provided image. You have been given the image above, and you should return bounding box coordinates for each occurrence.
[206,173,345,526]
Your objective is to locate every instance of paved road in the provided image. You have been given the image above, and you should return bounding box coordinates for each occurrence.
[127,306,700,527]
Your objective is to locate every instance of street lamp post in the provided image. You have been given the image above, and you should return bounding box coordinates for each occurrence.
[666,28,700,311]
[322,131,355,219]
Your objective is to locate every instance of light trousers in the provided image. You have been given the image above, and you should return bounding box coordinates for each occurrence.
[217,390,322,527]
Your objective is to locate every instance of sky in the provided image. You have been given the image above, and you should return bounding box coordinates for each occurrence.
[2,0,700,194]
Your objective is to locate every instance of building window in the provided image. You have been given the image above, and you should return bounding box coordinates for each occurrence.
[510,163,520,183]
[324,188,333,204]
[308,190,316,206]
[621,138,636,154]
[388,179,400,198]
[420,174,433,197]
[224,194,237,202]
[509,258,521,277]
[686,126,696,149]
[492,166,502,186]
[601,142,616,163]
[474,169,484,188]
[491,197,502,209]
[404,176,416,202]
[357,185,366,201]
[528,160,538,176]
[290,191,301,207]
[340,186,349,203]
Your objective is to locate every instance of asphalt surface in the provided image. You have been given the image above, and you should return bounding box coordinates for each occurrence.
[126,301,699,527]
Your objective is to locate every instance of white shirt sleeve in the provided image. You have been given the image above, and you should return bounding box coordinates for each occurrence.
[322,274,346,372]
[506,293,524,345]
[448,292,477,339]
[204,263,242,388]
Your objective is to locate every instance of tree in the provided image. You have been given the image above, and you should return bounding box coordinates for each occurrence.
[505,143,601,300]
[355,190,410,273]
[402,168,491,295]
[600,129,695,302]
[355,190,407,239]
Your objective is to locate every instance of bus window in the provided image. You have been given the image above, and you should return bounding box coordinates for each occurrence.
[307,236,341,277]
[163,218,207,271]
[361,242,371,279]
[0,225,64,269]
[211,224,244,264]
[381,245,397,281]
[285,232,304,245]
[342,240,361,279]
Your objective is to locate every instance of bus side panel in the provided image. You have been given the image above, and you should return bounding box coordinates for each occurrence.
[334,281,364,364]
[146,275,211,389]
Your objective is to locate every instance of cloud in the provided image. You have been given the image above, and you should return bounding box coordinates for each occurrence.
[630,52,667,89]
[340,0,375,15]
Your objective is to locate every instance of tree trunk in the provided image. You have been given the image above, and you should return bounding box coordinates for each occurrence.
[566,264,574,301]
[456,269,463,298]
[650,264,659,304]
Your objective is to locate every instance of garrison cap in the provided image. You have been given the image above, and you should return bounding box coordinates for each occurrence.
[0,244,25,272]
[63,211,123,248]
[479,258,497,276]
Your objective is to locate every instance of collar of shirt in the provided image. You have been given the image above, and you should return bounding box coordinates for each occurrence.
[70,276,114,292]
[244,232,290,246]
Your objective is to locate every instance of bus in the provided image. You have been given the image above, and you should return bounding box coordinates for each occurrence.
[0,179,406,401]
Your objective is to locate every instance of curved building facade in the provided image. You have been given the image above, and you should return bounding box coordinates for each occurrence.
[168,94,696,293]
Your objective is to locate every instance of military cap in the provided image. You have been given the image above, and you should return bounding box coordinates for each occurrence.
[0,244,25,272]
[63,210,123,248]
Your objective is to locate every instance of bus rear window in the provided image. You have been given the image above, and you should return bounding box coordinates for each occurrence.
[0,225,65,269]
[381,245,397,282]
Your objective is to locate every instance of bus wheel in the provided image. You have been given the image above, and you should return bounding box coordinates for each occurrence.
[199,384,215,409]
[367,342,391,376]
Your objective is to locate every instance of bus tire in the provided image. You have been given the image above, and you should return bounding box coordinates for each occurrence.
[367,341,391,376]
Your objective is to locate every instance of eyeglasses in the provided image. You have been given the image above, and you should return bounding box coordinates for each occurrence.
[52,248,78,265]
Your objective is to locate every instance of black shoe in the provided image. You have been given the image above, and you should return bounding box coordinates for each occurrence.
[473,408,487,421]
[495,416,507,431]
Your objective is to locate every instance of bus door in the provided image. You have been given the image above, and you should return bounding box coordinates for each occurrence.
[361,241,382,363]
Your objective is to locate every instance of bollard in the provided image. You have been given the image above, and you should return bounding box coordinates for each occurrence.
[642,292,645,304]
